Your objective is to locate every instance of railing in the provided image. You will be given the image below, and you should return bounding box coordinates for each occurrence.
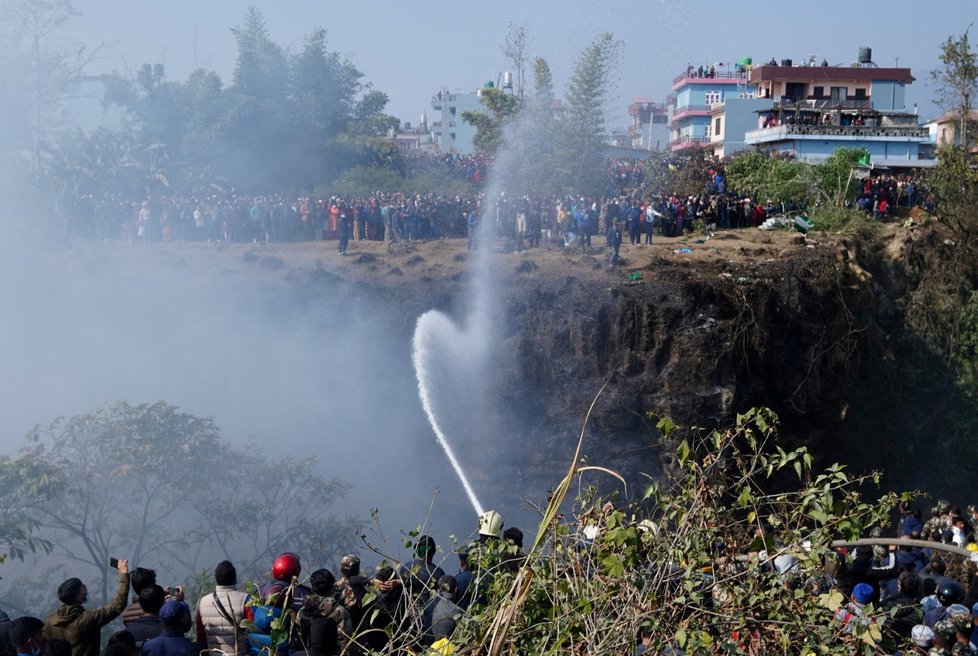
[673,70,749,85]
[672,104,711,116]
[669,135,711,147]
[773,98,873,111]
[628,101,668,116]
[746,124,931,142]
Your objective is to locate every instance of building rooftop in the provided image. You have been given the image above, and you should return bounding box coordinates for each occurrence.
[749,65,915,84]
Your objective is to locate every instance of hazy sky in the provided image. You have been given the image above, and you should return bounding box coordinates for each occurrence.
[67,0,976,127]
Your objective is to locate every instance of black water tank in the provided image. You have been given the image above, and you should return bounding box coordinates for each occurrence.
[858,47,872,64]
[781,58,792,67]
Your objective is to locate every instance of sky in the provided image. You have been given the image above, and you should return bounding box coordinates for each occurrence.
[65,0,977,128]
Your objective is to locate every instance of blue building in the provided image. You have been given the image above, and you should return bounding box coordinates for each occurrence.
[669,65,755,151]
[742,63,931,166]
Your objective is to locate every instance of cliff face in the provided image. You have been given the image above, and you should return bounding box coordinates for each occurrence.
[473,238,885,499]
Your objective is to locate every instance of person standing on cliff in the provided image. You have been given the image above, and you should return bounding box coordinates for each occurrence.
[608,220,623,267]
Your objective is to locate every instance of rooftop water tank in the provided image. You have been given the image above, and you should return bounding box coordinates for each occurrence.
[858,47,872,64]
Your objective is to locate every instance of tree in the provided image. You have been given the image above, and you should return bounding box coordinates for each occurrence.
[725,150,808,204]
[224,6,291,190]
[932,29,978,150]
[0,0,96,187]
[0,449,61,563]
[26,401,354,599]
[501,23,530,102]
[461,87,520,157]
[812,147,868,209]
[559,33,622,192]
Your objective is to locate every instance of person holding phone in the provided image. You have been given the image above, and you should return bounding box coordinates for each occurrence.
[43,558,130,656]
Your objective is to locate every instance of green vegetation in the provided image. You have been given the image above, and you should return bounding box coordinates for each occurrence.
[0,401,356,610]
[462,32,622,196]
[441,408,911,656]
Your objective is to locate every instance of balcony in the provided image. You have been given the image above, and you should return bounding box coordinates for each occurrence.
[745,124,931,144]
[669,135,711,150]
[774,98,873,111]
[673,70,748,87]
[629,100,667,117]
[670,105,712,122]
[430,92,457,110]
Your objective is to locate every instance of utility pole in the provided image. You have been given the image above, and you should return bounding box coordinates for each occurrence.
[964,91,971,149]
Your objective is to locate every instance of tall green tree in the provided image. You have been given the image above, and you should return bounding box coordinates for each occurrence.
[560,33,621,192]
[932,29,978,150]
[462,87,520,157]
[225,6,291,190]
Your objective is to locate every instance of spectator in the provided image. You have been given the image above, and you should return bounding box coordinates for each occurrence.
[194,561,248,656]
[10,617,47,656]
[140,601,195,656]
[43,559,131,656]
[125,586,164,649]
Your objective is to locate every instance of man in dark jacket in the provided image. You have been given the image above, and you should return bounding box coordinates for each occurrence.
[43,559,131,656]
[421,576,463,646]
[883,571,923,644]
[140,601,195,656]
[126,586,165,649]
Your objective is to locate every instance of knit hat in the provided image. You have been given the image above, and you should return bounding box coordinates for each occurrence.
[159,600,189,627]
[851,583,873,604]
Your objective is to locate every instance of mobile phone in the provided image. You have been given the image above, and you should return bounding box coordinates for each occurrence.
[109,557,119,569]
[167,586,176,596]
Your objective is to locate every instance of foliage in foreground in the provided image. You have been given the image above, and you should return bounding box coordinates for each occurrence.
[402,408,914,656]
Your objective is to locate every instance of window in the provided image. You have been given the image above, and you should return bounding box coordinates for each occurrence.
[703,124,712,138]
[705,91,721,106]
[830,86,847,101]
[854,88,867,100]
[714,117,722,136]
[813,86,825,98]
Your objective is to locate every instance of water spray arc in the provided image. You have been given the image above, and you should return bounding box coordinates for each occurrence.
[412,311,486,517]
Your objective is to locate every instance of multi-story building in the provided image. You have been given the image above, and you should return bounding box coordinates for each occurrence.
[669,65,754,151]
[389,114,437,153]
[709,97,774,158]
[429,88,482,155]
[742,57,931,166]
[627,98,669,150]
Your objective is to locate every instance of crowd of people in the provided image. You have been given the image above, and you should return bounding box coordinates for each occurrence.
[55,148,936,254]
[0,510,526,656]
[856,173,934,219]
[2,502,977,656]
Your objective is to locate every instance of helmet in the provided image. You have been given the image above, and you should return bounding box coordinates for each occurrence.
[936,581,965,606]
[478,510,503,538]
[272,552,301,582]
[340,554,360,577]
[950,611,972,633]
[935,499,951,514]
[932,620,957,644]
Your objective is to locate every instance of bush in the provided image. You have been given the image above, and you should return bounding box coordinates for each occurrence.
[353,409,926,656]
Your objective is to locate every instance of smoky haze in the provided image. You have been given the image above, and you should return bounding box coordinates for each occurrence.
[0,220,491,561]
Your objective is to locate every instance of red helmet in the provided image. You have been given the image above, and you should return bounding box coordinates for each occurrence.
[272,552,301,582]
